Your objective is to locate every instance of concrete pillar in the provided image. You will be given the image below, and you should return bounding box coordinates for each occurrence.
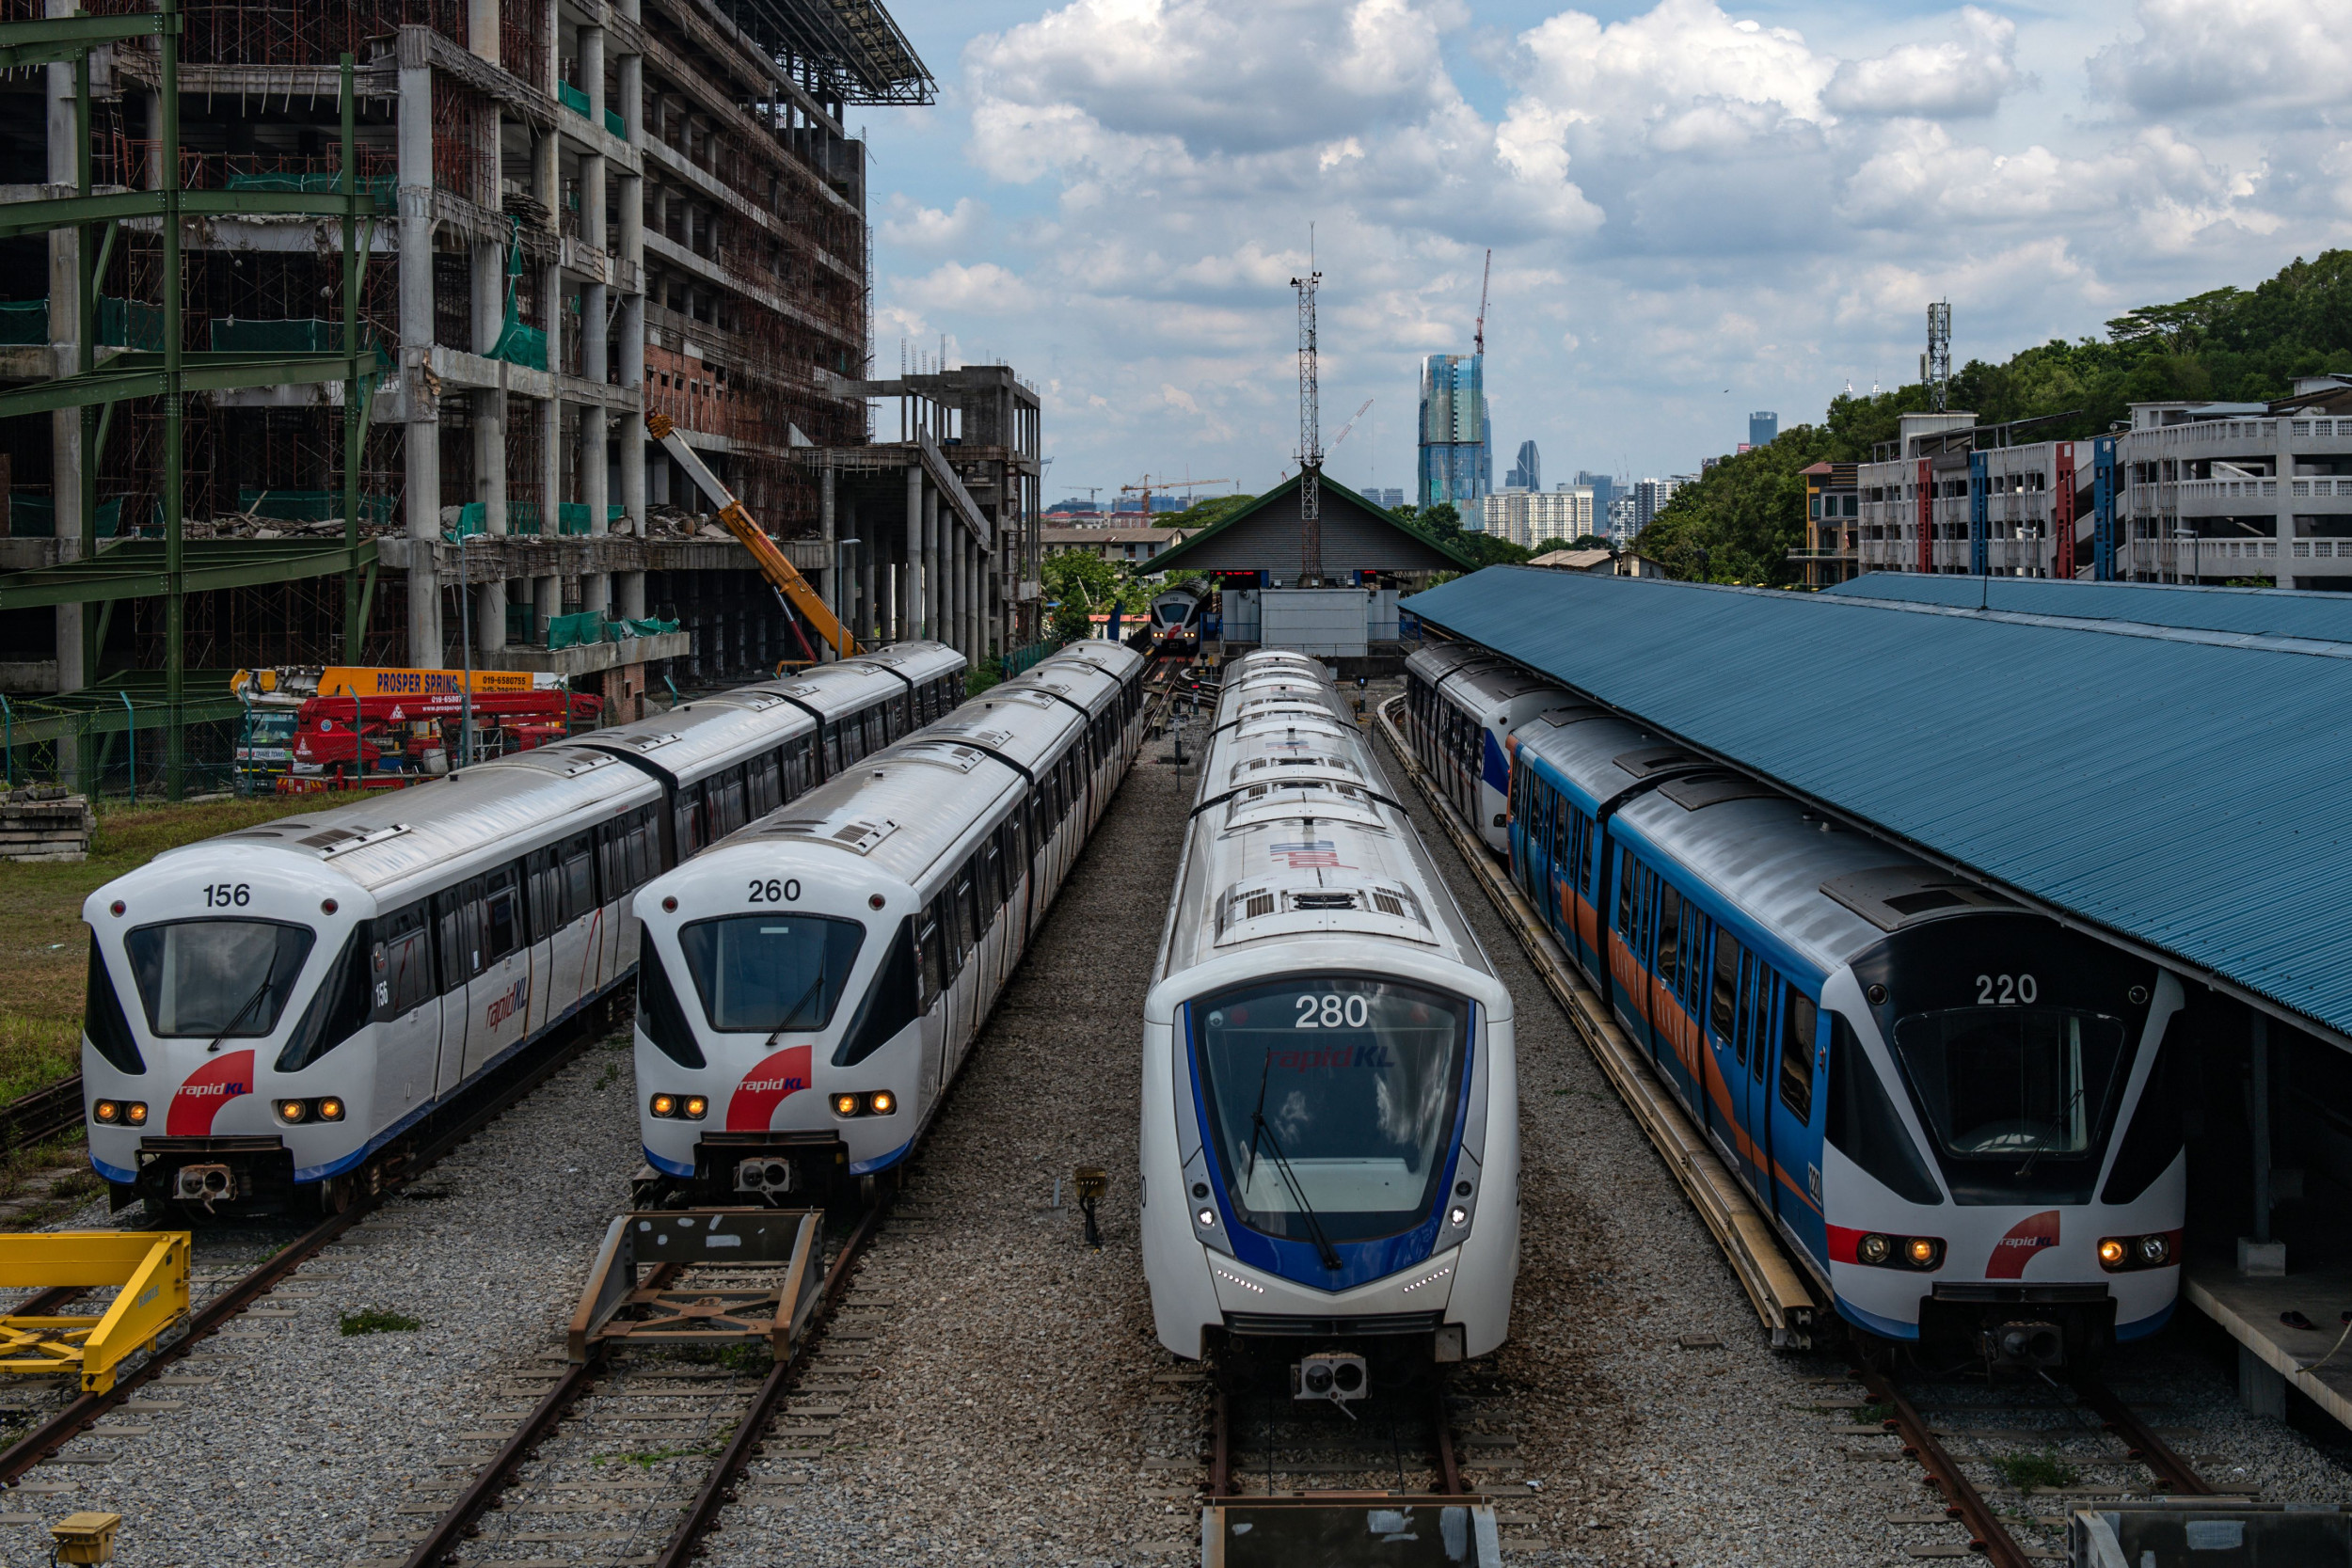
[44,31,82,694]
[467,0,499,64]
[903,466,922,643]
[399,59,443,664]
[819,466,836,648]
[580,25,604,123]
[540,390,562,542]
[922,488,940,641]
[581,278,608,386]
[533,573,559,643]
[617,571,645,621]
[618,300,644,533]
[859,516,877,645]
[965,536,980,661]
[580,404,609,613]
[947,525,964,661]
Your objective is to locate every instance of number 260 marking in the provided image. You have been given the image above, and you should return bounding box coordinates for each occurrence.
[746,879,801,904]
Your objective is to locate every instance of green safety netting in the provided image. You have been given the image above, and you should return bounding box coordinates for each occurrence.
[211,317,342,353]
[237,488,395,525]
[546,610,603,650]
[223,169,395,207]
[0,300,45,346]
[605,616,677,641]
[557,80,591,118]
[97,296,163,351]
[443,501,487,539]
[509,501,545,536]
[551,503,629,535]
[487,216,548,371]
[8,497,121,539]
[604,107,625,138]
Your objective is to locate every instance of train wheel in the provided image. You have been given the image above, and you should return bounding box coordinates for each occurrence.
[314,1175,356,1217]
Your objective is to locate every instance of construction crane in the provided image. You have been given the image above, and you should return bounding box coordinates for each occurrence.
[1474,248,1491,356]
[1329,397,1374,451]
[646,411,857,659]
[1120,475,1232,519]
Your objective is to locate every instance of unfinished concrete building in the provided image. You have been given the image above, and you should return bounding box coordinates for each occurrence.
[0,0,1038,786]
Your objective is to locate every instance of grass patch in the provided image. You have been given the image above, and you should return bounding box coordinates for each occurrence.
[594,1063,622,1092]
[339,1307,422,1336]
[598,1433,729,1468]
[0,794,323,1104]
[1991,1450,2078,1491]
[1858,1401,1895,1423]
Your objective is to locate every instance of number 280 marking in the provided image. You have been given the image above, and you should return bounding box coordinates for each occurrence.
[1295,994,1371,1028]
[746,879,801,904]
[1977,973,2038,1005]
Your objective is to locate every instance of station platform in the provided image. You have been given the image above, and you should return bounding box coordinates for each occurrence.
[2185,1172,2352,1426]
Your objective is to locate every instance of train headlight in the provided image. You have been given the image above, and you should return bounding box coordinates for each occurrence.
[93,1101,119,1124]
[317,1098,345,1122]
[870,1091,895,1116]
[2098,1238,2127,1269]
[2138,1233,2171,1266]
[276,1099,309,1124]
[2098,1233,2174,1272]
[124,1101,147,1126]
[1856,1233,1892,1265]
[649,1093,677,1118]
[833,1094,858,1117]
[1904,1237,1943,1270]
[1197,1208,1217,1228]
[1449,1206,1470,1227]
[682,1096,707,1120]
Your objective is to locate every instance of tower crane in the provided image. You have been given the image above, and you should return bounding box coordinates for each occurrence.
[1474,248,1491,356]
[1120,475,1233,519]
[1329,398,1374,451]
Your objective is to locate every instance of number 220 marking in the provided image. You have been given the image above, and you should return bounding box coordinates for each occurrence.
[1976,973,2037,1005]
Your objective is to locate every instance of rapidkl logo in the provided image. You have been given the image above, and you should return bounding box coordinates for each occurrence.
[485,976,530,1030]
[726,1044,813,1131]
[167,1050,256,1135]
[1987,1210,2061,1279]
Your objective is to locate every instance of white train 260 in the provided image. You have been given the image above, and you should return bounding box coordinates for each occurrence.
[1140,652,1519,1376]
[80,643,963,1214]
[630,641,1148,1202]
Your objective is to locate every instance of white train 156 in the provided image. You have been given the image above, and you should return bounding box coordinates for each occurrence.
[630,641,1149,1202]
[81,643,962,1215]
[1141,652,1519,1377]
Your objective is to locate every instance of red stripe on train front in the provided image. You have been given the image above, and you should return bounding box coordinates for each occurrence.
[725,1044,814,1132]
[167,1049,255,1135]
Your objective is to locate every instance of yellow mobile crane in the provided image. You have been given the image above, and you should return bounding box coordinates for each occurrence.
[645,411,858,659]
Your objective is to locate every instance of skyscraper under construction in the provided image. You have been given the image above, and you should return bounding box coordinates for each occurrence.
[1418,352,1488,513]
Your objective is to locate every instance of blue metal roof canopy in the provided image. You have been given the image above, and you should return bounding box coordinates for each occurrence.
[1404,566,2352,1047]
[1824,571,2352,646]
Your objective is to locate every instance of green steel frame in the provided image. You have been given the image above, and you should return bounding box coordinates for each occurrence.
[0,0,382,798]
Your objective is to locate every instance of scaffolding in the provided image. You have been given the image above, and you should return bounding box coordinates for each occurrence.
[0,0,386,797]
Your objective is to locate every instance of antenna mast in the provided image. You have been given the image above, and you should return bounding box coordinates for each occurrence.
[1293,258,1323,586]
[1923,299,1951,414]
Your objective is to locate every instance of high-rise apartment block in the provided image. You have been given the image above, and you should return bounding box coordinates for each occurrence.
[1574,470,1613,521]
[1750,410,1779,448]
[1418,352,1488,511]
[1478,486,1591,548]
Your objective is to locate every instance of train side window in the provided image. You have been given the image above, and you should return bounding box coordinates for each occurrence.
[483,863,527,962]
[1615,851,1637,935]
[784,736,809,798]
[1655,882,1680,981]
[632,807,662,887]
[751,752,781,816]
[526,847,561,937]
[1578,812,1595,892]
[1711,930,1743,1042]
[1782,989,1820,1123]
[957,858,983,947]
[1825,1006,1942,1203]
[824,723,843,777]
[559,833,596,925]
[933,895,964,985]
[373,903,436,1020]
[278,923,375,1072]
[436,883,483,986]
[676,786,701,857]
[981,832,1005,911]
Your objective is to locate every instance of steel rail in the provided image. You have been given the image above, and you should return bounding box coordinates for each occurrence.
[652,1195,891,1568]
[0,1002,612,1485]
[0,1076,85,1158]
[1208,1388,1233,1498]
[2068,1372,2216,1495]
[1853,1363,2031,1568]
[1432,1386,1465,1496]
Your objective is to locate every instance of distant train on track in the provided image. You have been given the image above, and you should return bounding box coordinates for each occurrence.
[80,643,967,1216]
[629,640,1148,1202]
[1142,650,1519,1381]
[1404,643,2184,1366]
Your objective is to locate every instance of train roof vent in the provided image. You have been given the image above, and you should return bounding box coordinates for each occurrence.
[297,822,411,857]
[1657,769,1782,812]
[1534,704,1604,729]
[1819,866,2015,931]
[1611,745,1702,778]
[623,732,683,751]
[1290,892,1358,911]
[829,818,898,853]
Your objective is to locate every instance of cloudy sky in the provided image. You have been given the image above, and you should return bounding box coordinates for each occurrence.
[859,0,2349,502]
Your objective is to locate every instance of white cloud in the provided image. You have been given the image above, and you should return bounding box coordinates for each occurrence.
[879,196,992,251]
[2091,0,2352,119]
[1825,8,2021,119]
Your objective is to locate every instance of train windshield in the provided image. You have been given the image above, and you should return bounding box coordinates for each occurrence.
[124,919,315,1038]
[1891,1007,2129,1186]
[677,914,865,1032]
[1190,977,1467,1244]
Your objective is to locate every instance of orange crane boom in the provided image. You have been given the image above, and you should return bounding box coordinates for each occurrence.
[645,412,857,658]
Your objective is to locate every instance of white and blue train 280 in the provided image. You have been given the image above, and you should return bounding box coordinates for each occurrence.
[79,642,963,1216]
[1402,643,2184,1366]
[1142,653,1518,1382]
[628,640,1148,1202]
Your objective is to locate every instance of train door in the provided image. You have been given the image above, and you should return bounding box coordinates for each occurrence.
[542,832,598,1022]
[1704,927,1744,1166]
[464,860,533,1079]
[1764,976,1827,1256]
[1607,849,1647,1036]
[369,902,440,1122]
[523,848,558,1038]
[914,896,948,1099]
[432,882,484,1097]
[1729,951,1772,1198]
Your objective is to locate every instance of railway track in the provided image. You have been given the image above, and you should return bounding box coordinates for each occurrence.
[388,1195,888,1568]
[1846,1360,2223,1564]
[1205,1366,1471,1500]
[0,1075,84,1162]
[0,999,624,1485]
